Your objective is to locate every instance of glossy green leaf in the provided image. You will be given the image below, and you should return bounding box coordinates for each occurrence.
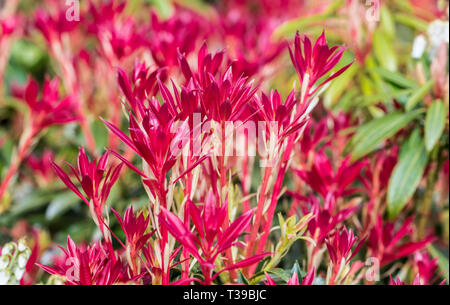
[405,80,435,111]
[268,268,292,282]
[357,89,413,107]
[273,15,331,38]
[333,88,358,112]
[428,245,449,282]
[395,13,428,31]
[10,40,47,69]
[324,63,359,108]
[349,111,420,160]
[387,131,428,219]
[398,128,421,160]
[272,0,343,38]
[290,261,305,282]
[424,100,447,151]
[45,191,81,221]
[373,30,397,72]
[237,271,250,285]
[381,6,396,39]
[371,67,417,89]
[0,137,15,171]
[5,189,54,220]
[91,120,108,151]
[148,0,174,18]
[173,0,211,14]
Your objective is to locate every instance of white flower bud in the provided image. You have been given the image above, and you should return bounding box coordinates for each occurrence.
[17,239,27,252]
[0,269,11,285]
[427,19,449,59]
[411,35,427,59]
[14,266,25,280]
[1,243,14,256]
[0,256,10,270]
[17,253,29,269]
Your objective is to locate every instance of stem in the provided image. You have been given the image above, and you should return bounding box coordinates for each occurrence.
[250,83,312,273]
[219,122,226,204]
[0,0,19,97]
[329,266,338,285]
[218,121,237,282]
[182,176,191,280]
[241,133,251,214]
[0,127,35,200]
[308,246,318,271]
[0,38,13,98]
[202,266,212,285]
[245,166,272,275]
[252,136,294,263]
[418,147,441,238]
[51,38,97,155]
[92,201,116,263]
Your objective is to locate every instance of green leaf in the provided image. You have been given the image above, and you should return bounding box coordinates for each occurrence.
[333,88,358,112]
[268,268,292,282]
[428,245,449,282]
[323,61,359,108]
[357,89,413,107]
[349,111,421,160]
[387,131,429,219]
[405,80,435,111]
[398,128,421,160]
[424,100,447,151]
[380,6,396,39]
[290,261,305,282]
[10,40,47,69]
[91,120,108,151]
[371,67,417,89]
[45,191,81,221]
[367,105,386,118]
[148,0,174,18]
[395,13,428,31]
[373,30,397,72]
[272,0,343,38]
[173,0,211,15]
[237,271,250,285]
[5,189,54,220]
[273,15,330,38]
[0,137,15,171]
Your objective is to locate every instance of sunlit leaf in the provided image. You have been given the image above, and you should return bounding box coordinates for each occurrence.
[349,110,421,160]
[373,30,397,72]
[371,67,417,89]
[387,130,428,219]
[405,80,435,111]
[424,100,447,151]
[428,245,449,282]
[45,191,81,221]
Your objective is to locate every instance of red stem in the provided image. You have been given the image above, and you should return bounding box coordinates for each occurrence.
[241,133,250,214]
[249,86,312,275]
[218,122,237,282]
[245,166,272,275]
[0,128,35,200]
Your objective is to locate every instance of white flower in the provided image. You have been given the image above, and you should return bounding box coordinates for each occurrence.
[0,256,10,270]
[17,239,27,252]
[17,253,29,269]
[0,270,11,285]
[14,266,25,280]
[427,19,449,59]
[411,35,427,59]
[1,243,14,256]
